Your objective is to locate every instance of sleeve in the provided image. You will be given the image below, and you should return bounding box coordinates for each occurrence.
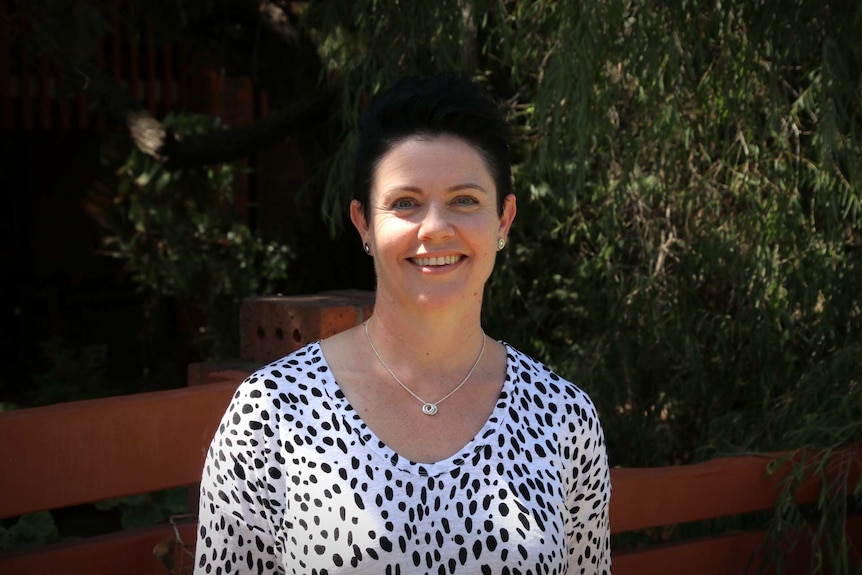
[193,377,286,575]
[565,395,612,575]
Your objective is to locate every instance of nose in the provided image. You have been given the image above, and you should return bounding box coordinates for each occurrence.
[417,201,454,241]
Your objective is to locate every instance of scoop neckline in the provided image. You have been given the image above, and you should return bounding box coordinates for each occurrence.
[314,340,515,477]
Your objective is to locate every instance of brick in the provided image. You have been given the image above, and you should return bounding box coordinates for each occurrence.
[240,290,375,363]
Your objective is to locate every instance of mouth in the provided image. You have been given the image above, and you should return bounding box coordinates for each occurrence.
[411,255,463,267]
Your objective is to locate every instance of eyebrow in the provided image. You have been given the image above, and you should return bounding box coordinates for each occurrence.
[449,183,489,194]
[382,183,490,195]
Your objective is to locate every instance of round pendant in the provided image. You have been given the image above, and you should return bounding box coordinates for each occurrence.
[422,403,438,416]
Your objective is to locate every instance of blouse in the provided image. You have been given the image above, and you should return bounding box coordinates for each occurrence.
[194,341,611,575]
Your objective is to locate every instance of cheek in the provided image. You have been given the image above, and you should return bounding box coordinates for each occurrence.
[371,216,412,248]
[470,229,498,260]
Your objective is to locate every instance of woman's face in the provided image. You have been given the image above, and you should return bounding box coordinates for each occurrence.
[351,134,516,313]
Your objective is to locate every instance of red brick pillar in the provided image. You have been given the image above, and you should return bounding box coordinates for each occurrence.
[239,290,375,364]
[187,290,375,387]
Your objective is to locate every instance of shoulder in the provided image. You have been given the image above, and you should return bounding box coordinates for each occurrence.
[503,343,603,431]
[504,344,598,408]
[219,341,330,431]
[237,341,329,396]
[200,349,331,537]
[502,345,609,502]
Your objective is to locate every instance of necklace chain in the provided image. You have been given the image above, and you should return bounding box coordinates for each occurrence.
[364,322,487,416]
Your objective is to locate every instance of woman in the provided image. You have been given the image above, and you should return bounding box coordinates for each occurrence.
[194,74,611,574]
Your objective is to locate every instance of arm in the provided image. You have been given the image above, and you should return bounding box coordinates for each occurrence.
[566,397,612,575]
[193,378,285,575]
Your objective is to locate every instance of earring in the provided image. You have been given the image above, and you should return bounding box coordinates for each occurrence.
[497,238,506,250]
[364,242,371,255]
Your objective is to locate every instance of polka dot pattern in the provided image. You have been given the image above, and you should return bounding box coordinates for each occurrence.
[194,342,610,574]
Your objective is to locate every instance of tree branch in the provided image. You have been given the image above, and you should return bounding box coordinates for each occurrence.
[71,59,333,169]
[159,88,333,169]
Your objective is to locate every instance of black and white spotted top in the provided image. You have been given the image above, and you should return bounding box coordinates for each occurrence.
[194,341,611,575]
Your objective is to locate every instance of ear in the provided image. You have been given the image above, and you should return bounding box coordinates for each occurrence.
[497,193,517,242]
[350,199,371,244]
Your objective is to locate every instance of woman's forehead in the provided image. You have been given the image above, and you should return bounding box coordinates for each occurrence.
[373,135,495,188]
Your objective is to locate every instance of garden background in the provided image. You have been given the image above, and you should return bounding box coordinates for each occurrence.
[1,0,860,571]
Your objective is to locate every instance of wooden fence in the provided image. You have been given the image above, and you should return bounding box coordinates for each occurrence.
[1,368,859,574]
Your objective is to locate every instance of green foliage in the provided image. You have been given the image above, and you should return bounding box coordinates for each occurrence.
[27,337,111,407]
[94,114,293,359]
[0,512,59,552]
[720,344,862,574]
[760,446,862,575]
[0,490,188,553]
[94,488,190,531]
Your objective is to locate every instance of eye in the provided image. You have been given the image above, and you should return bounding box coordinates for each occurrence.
[453,195,479,207]
[392,198,417,209]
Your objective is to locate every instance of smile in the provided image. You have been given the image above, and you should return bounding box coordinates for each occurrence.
[411,255,462,266]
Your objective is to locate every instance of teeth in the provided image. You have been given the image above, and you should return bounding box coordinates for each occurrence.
[413,255,461,266]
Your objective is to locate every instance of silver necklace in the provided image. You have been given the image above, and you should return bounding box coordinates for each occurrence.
[364,322,487,416]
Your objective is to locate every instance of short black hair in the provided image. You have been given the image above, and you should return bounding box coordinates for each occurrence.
[352,74,512,219]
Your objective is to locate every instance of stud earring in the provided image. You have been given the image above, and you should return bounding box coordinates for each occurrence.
[497,238,506,250]
[364,242,371,255]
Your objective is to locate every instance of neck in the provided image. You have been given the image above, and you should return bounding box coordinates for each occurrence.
[364,302,487,397]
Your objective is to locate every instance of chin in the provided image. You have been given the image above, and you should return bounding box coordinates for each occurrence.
[410,286,479,311]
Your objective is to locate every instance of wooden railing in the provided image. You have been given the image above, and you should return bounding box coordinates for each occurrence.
[1,293,860,574]
[0,378,859,574]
